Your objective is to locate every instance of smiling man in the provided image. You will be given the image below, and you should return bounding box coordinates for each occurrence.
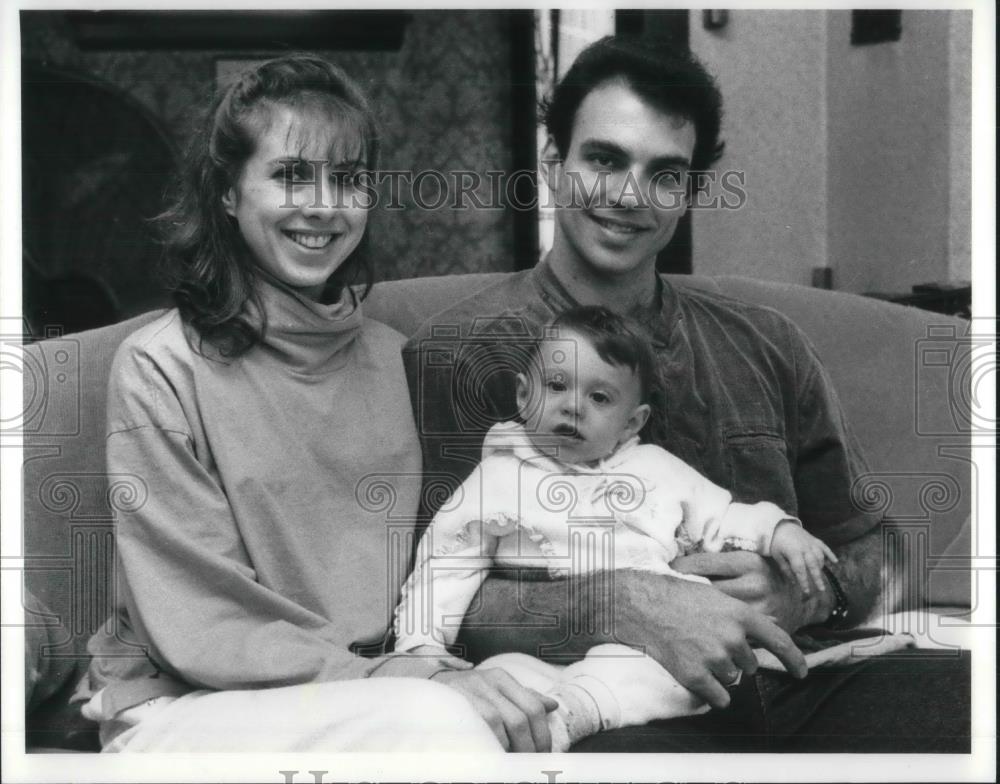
[545,78,695,295]
[401,36,969,752]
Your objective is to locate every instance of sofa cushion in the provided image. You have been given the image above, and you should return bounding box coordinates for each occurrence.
[24,588,78,713]
[22,310,164,664]
[362,272,722,338]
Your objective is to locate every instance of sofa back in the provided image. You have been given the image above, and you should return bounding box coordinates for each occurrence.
[21,273,972,671]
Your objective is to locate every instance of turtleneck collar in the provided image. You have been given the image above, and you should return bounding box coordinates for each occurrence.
[244,276,364,375]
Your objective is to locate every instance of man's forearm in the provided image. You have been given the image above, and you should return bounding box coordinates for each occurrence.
[456,569,654,664]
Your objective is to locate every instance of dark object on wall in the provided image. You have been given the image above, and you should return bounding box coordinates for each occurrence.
[702,11,730,31]
[64,10,411,51]
[616,9,689,50]
[23,254,120,341]
[812,266,834,290]
[509,11,539,272]
[615,10,693,276]
[851,10,903,46]
[866,282,971,319]
[22,62,177,335]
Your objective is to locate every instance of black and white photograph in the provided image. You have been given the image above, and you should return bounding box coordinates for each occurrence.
[1,2,994,782]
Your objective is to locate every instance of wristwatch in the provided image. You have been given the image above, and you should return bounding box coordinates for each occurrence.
[822,565,851,629]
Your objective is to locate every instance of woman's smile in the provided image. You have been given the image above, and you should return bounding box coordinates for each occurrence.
[284,229,337,250]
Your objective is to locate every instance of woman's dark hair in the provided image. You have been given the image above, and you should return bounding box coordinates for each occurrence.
[160,54,378,357]
[541,36,725,174]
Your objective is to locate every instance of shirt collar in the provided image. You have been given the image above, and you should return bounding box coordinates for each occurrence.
[530,256,685,348]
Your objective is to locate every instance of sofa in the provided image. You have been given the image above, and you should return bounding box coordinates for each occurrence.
[19,272,974,751]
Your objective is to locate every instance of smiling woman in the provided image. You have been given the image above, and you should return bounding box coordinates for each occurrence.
[159,56,380,355]
[75,54,531,753]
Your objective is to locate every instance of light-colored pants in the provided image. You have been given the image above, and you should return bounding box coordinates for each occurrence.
[92,644,708,753]
[91,677,503,753]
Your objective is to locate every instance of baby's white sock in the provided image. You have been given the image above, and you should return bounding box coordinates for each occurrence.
[547,679,618,752]
[476,646,703,752]
[561,644,707,729]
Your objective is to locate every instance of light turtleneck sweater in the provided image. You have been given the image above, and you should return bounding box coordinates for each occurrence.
[87,280,437,716]
[394,420,793,652]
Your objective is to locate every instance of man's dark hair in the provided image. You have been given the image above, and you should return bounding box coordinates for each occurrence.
[541,36,725,172]
[548,305,659,404]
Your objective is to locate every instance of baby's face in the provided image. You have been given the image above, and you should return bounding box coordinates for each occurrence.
[516,331,649,465]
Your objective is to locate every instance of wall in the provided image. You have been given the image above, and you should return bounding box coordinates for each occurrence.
[948,11,973,284]
[689,11,830,286]
[690,9,972,294]
[827,10,954,294]
[20,11,521,283]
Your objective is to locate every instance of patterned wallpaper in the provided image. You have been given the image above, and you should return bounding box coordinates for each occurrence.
[20,11,523,285]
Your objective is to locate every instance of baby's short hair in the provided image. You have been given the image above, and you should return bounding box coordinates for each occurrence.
[545,305,658,403]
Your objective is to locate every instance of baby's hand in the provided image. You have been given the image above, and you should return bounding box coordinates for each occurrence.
[769,519,838,595]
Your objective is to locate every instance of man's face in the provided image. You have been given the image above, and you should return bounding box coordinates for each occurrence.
[547,79,697,279]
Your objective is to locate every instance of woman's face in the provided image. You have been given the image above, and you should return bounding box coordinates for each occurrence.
[223,104,370,300]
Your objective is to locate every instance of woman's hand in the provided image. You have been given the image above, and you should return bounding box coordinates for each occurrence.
[429,668,559,752]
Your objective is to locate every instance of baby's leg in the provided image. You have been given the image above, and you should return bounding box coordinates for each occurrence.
[478,646,706,751]
[477,653,602,752]
[561,643,708,729]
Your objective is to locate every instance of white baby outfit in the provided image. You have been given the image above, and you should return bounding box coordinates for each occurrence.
[396,420,793,651]
[394,420,796,750]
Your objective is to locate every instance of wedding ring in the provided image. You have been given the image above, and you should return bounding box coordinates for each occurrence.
[724,670,743,688]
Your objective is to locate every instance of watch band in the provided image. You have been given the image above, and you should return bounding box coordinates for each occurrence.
[822,565,851,629]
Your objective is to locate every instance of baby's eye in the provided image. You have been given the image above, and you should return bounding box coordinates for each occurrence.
[546,380,567,392]
[590,391,610,405]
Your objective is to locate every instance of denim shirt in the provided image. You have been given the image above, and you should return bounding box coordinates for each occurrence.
[402,261,878,546]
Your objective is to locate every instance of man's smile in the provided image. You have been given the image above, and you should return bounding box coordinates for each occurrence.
[588,212,650,236]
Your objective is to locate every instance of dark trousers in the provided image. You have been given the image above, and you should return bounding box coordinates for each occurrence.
[571,649,971,753]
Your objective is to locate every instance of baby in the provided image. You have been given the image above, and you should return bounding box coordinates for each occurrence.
[394,305,837,751]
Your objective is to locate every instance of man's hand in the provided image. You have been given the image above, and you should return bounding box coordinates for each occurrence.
[614,571,808,709]
[457,569,807,712]
[429,668,558,752]
[672,551,835,632]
